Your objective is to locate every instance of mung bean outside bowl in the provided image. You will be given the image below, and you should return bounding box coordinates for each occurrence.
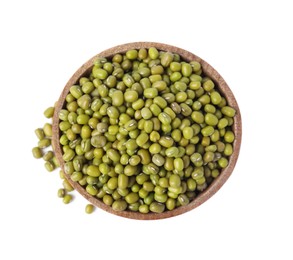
[52,42,242,220]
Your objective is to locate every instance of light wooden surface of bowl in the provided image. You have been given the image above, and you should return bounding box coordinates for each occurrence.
[52,42,242,220]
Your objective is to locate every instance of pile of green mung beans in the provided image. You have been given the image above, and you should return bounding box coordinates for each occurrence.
[34,47,236,215]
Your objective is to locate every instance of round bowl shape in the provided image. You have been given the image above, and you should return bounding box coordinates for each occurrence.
[52,42,242,220]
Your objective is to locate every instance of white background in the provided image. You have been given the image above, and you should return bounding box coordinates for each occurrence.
[0,0,292,259]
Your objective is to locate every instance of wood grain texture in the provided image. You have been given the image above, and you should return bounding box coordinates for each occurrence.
[52,42,242,220]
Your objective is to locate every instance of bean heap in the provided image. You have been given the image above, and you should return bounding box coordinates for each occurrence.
[40,47,236,214]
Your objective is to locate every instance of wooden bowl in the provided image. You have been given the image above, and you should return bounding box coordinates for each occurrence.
[52,42,242,220]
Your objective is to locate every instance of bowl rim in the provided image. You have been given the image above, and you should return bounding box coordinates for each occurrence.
[52,41,242,220]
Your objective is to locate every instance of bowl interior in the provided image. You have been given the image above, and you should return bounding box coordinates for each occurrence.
[52,42,242,220]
